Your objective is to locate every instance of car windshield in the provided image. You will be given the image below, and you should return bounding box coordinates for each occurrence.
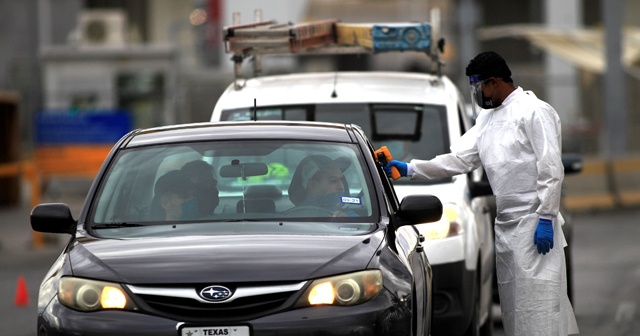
[221,103,451,185]
[89,140,378,238]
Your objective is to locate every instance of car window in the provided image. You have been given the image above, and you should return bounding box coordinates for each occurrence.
[90,140,377,238]
[221,103,451,185]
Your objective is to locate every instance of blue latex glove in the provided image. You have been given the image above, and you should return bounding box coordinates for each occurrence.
[384,160,408,177]
[534,219,554,255]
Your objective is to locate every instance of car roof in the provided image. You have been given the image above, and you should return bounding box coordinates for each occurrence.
[124,121,358,148]
[213,71,459,113]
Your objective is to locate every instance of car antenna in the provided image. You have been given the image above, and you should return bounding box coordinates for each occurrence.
[331,72,338,98]
[252,98,257,121]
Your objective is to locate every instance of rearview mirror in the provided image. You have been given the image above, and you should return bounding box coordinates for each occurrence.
[220,161,269,178]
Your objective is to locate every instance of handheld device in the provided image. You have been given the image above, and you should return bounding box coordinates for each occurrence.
[374,146,401,180]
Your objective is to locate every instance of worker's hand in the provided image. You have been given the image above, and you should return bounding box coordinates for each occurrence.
[384,160,407,177]
[534,218,554,255]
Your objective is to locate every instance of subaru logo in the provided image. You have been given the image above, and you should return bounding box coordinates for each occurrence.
[199,285,232,302]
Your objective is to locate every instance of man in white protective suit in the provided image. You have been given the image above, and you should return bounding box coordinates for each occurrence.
[383,51,579,336]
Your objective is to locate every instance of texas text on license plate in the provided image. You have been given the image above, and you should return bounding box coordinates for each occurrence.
[180,326,250,336]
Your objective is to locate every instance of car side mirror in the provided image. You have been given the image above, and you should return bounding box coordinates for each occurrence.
[468,170,493,198]
[396,195,443,225]
[31,203,77,235]
[469,180,493,198]
[562,153,583,175]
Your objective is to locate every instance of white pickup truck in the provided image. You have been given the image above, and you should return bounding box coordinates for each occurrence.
[211,16,497,336]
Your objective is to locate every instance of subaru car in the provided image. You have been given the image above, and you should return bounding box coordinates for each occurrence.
[31,121,442,336]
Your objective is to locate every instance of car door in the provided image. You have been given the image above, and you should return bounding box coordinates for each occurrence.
[385,179,430,336]
[395,223,429,336]
[363,128,431,336]
[410,227,431,336]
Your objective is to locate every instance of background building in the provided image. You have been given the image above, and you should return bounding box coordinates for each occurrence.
[0,0,639,156]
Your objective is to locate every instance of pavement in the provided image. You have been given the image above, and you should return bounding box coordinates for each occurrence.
[0,179,88,335]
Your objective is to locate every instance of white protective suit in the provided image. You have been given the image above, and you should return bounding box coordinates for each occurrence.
[409,87,579,335]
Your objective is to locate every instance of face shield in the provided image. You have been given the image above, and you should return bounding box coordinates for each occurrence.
[468,75,494,118]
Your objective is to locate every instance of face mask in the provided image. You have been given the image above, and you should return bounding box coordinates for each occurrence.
[180,198,199,219]
[469,75,496,110]
[475,88,494,109]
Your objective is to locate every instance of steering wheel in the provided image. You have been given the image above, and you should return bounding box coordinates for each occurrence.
[282,206,335,217]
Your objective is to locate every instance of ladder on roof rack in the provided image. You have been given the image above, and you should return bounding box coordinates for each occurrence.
[223,9,446,84]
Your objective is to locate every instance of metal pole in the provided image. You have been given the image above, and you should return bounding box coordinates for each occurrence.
[602,0,627,207]
[457,0,480,98]
[544,0,580,133]
[37,0,51,52]
[602,0,627,157]
[253,9,263,76]
[232,12,243,88]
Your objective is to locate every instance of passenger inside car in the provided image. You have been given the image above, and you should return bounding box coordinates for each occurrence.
[150,170,198,220]
[181,160,219,217]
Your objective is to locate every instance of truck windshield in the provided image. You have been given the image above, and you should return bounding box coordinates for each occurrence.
[221,103,451,185]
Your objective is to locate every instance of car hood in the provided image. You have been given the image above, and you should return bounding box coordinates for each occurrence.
[68,232,385,284]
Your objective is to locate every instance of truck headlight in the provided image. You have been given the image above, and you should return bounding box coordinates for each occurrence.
[417,204,463,240]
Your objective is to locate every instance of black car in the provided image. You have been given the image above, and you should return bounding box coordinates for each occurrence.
[31,121,442,336]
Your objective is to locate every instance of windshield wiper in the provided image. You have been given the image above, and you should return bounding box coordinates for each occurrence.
[93,222,150,229]
[221,219,262,222]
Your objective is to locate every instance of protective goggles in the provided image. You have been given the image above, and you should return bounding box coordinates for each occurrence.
[468,75,494,111]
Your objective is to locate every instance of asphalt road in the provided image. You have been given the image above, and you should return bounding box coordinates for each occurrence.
[491,206,640,336]
[1,181,639,336]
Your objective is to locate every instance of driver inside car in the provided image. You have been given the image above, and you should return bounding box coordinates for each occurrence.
[290,155,354,217]
[304,162,345,205]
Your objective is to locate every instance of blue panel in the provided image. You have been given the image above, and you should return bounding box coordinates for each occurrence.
[371,23,431,53]
[35,110,132,144]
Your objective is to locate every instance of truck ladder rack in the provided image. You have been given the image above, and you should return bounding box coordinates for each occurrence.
[223,9,445,82]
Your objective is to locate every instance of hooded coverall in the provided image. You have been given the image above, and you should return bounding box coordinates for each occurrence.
[409,87,579,335]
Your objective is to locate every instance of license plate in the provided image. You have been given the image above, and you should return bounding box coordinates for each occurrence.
[180,326,250,336]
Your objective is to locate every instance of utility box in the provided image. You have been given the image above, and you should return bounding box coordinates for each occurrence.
[0,92,21,206]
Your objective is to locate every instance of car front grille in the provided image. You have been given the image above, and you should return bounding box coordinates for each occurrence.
[127,281,307,321]
[141,292,289,318]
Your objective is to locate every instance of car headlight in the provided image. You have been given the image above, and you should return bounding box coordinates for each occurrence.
[417,204,463,240]
[58,277,138,312]
[295,270,382,307]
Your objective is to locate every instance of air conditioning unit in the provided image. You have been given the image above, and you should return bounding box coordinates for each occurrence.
[79,10,127,47]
